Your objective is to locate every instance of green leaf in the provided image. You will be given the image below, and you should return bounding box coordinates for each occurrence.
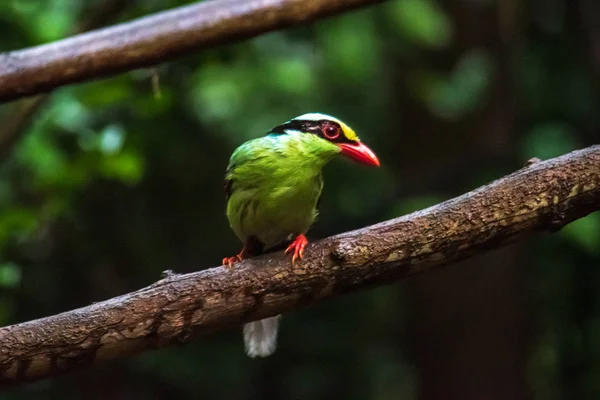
[191,65,246,121]
[0,207,40,248]
[99,124,126,155]
[521,122,580,160]
[17,129,68,186]
[50,92,91,133]
[387,0,453,49]
[320,14,380,81]
[99,150,145,185]
[561,212,600,255]
[77,78,134,108]
[419,50,495,119]
[0,263,21,288]
[265,57,315,95]
[27,0,80,43]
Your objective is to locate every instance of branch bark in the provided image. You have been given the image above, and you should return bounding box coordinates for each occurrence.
[0,0,385,104]
[0,146,599,386]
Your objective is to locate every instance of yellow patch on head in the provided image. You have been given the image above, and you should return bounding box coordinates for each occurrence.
[293,113,359,141]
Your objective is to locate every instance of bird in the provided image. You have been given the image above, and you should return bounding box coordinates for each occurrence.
[222,112,380,358]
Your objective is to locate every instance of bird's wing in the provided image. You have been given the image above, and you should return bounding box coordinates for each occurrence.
[224,141,255,202]
[224,159,236,202]
[224,177,233,202]
[315,173,324,210]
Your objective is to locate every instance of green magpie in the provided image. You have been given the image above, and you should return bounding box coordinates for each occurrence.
[222,113,380,357]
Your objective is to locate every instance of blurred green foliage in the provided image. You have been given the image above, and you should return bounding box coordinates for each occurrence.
[0,0,599,399]
[388,0,453,49]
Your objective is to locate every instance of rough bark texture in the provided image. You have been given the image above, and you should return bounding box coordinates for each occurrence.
[0,0,385,103]
[0,145,599,386]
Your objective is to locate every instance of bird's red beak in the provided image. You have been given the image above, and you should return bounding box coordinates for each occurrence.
[338,142,380,167]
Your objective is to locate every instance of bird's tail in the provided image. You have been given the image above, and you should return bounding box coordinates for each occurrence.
[243,315,281,358]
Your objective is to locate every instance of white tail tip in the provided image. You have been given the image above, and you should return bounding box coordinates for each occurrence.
[243,315,281,358]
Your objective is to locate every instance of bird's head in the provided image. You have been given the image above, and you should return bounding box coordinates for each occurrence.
[269,113,380,167]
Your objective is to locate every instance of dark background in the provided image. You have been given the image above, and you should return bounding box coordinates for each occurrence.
[1,0,599,399]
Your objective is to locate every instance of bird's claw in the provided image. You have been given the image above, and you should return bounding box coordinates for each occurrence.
[222,254,242,268]
[285,234,308,264]
[222,245,251,268]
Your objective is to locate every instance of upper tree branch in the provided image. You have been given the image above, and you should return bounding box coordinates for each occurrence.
[0,145,599,385]
[0,0,385,103]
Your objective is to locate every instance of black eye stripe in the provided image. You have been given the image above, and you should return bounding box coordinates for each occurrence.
[269,119,354,143]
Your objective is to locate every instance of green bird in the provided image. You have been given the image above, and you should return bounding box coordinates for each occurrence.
[223,113,379,357]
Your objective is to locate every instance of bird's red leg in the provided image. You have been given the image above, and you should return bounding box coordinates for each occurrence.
[222,246,248,268]
[285,234,308,264]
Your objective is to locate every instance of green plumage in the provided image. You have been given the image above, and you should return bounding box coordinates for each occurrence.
[225,130,340,251]
[224,113,378,358]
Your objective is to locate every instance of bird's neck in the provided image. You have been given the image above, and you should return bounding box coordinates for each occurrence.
[270,131,340,172]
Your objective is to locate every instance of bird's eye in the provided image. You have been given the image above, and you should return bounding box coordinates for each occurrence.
[322,124,340,140]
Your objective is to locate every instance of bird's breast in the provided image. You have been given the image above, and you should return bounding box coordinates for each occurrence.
[226,173,322,249]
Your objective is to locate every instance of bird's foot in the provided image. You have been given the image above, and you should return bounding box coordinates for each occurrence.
[222,249,245,268]
[285,234,308,264]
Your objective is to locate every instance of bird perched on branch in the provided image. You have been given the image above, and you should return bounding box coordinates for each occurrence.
[222,113,380,357]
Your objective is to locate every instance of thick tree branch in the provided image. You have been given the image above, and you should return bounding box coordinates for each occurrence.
[0,0,385,103]
[1,145,599,385]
